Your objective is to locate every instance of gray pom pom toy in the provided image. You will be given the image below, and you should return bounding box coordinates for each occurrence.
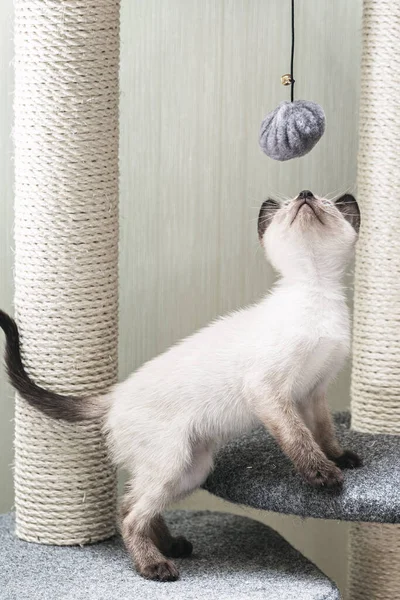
[259,100,325,161]
[259,0,325,161]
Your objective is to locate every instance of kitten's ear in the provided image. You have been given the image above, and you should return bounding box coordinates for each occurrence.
[258,199,280,240]
[335,194,360,234]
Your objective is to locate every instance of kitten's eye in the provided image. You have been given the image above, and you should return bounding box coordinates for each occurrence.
[258,199,280,240]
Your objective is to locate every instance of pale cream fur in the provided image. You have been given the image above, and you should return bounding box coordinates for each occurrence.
[96,192,360,580]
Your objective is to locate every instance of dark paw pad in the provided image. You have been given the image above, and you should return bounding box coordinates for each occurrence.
[169,536,193,558]
[141,560,179,582]
[304,462,344,488]
[333,450,362,469]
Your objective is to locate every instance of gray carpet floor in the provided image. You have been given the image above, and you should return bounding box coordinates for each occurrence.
[0,511,340,600]
[204,412,400,523]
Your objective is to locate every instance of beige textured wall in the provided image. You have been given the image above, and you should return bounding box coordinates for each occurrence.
[0,1,14,515]
[0,0,361,596]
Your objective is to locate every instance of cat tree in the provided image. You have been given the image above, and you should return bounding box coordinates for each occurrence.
[3,1,340,598]
[348,1,400,598]
[13,0,119,545]
[1,0,398,598]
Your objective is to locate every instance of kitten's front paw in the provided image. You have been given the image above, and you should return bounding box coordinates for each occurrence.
[332,450,362,470]
[303,461,344,488]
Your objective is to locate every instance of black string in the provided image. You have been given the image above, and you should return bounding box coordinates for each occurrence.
[290,0,295,102]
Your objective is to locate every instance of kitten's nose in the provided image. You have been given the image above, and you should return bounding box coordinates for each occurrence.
[299,190,314,200]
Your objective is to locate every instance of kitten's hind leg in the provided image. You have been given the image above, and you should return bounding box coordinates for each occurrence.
[152,514,193,559]
[121,488,180,582]
[120,489,192,559]
[122,442,213,580]
[153,442,213,558]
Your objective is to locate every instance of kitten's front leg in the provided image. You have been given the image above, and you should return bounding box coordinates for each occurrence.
[256,399,343,488]
[309,389,362,470]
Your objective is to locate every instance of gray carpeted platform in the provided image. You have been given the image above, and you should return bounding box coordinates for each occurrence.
[0,511,340,600]
[204,412,400,523]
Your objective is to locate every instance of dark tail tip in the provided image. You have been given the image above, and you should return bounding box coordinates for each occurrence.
[0,309,88,422]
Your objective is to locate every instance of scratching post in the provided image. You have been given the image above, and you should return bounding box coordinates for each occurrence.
[13,0,120,544]
[349,0,400,598]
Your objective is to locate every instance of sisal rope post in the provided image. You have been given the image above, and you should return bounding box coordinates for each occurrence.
[349,1,400,597]
[13,0,120,545]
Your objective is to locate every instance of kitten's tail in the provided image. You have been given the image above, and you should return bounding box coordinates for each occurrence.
[0,309,110,422]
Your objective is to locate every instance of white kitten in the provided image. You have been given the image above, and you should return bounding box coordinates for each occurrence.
[0,190,362,582]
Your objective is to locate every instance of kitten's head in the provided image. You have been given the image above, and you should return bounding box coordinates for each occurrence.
[258,191,360,279]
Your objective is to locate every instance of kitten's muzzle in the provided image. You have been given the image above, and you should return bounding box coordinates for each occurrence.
[291,191,324,225]
[296,190,315,214]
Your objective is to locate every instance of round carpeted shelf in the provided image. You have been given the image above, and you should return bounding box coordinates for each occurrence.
[203,412,400,523]
[0,511,339,600]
